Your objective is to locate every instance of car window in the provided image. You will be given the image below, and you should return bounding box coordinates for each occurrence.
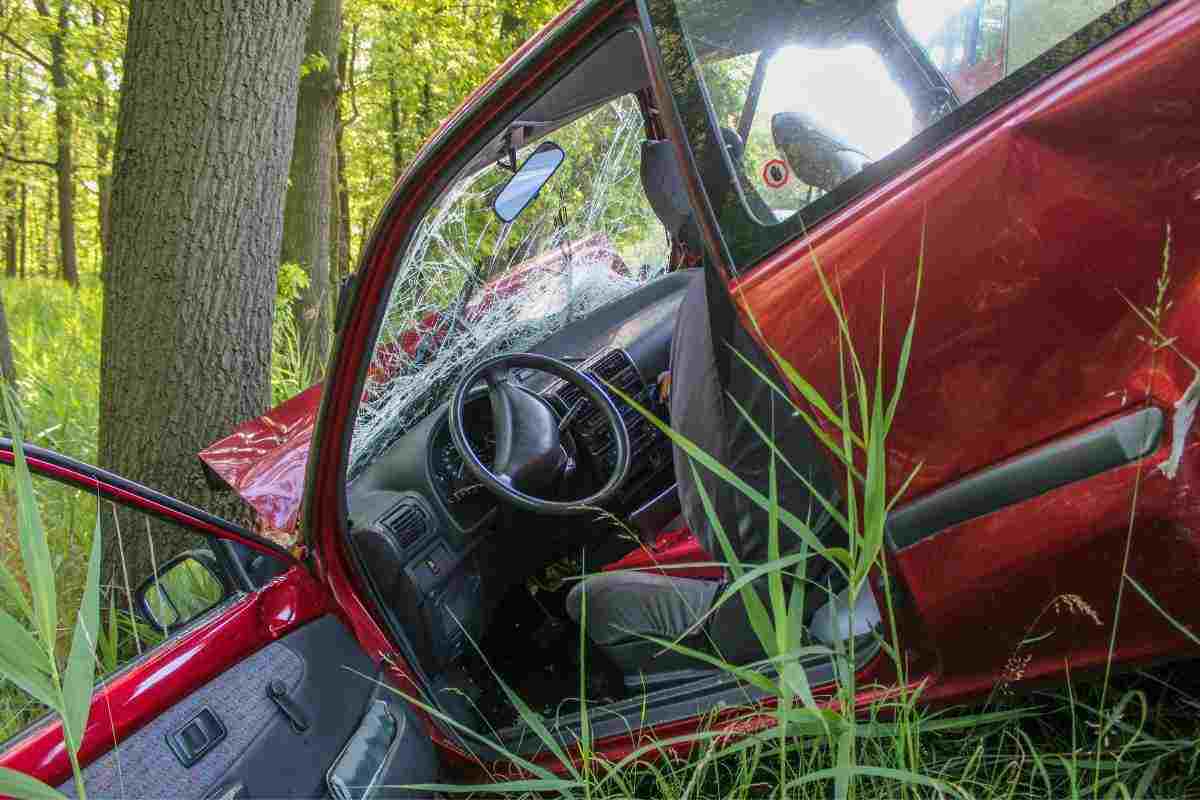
[350,93,668,476]
[0,467,249,742]
[651,0,1167,268]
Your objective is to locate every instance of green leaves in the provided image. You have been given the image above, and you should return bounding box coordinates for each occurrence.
[1,392,101,799]
[6,393,58,656]
[0,767,69,800]
[0,608,56,708]
[62,519,102,753]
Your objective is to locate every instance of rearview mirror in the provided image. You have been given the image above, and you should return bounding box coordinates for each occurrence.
[134,551,227,632]
[492,141,565,223]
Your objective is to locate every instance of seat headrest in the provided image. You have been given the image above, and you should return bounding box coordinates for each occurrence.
[640,139,695,245]
[641,129,747,255]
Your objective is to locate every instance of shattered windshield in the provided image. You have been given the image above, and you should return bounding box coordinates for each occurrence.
[350,95,669,476]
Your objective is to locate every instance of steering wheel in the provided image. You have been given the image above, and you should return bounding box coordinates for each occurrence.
[448,353,631,515]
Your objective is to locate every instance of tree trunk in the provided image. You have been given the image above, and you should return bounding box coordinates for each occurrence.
[36,0,79,288]
[0,286,15,384]
[282,0,341,373]
[99,0,313,587]
[3,180,14,278]
[92,3,113,266]
[2,65,14,279]
[333,33,352,278]
[19,182,27,279]
[41,183,53,275]
[388,77,404,180]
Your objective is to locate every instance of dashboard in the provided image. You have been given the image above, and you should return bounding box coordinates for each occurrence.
[344,270,696,669]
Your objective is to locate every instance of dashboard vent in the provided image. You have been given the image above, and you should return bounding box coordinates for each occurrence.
[378,499,429,549]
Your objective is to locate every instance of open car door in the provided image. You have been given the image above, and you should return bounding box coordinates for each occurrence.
[0,440,441,799]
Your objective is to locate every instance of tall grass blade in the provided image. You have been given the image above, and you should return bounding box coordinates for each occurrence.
[1125,575,1200,646]
[0,767,69,800]
[621,629,777,694]
[726,390,852,552]
[4,393,58,651]
[61,518,102,753]
[0,560,33,622]
[688,461,777,655]
[884,228,924,431]
[0,609,57,708]
[609,382,837,561]
[786,764,961,797]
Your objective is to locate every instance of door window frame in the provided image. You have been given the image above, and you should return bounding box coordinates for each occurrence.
[636,0,1178,274]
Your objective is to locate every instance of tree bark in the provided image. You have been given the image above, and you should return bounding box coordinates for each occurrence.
[92,3,113,265]
[41,182,53,275]
[333,31,352,279]
[99,0,313,586]
[282,0,341,372]
[388,77,404,180]
[2,181,14,278]
[0,286,15,384]
[35,0,79,288]
[2,65,15,279]
[18,181,26,279]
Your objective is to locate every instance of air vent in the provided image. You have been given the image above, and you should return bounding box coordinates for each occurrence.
[378,499,429,549]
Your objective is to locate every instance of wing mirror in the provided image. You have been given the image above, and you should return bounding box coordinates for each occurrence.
[134,551,228,632]
[492,141,566,223]
[771,111,870,192]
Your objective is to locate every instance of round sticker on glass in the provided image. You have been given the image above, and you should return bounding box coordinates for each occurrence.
[762,158,790,189]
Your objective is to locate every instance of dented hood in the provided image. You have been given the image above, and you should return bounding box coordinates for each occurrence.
[199,383,323,537]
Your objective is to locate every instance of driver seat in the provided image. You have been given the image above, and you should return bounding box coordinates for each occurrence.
[566,137,840,683]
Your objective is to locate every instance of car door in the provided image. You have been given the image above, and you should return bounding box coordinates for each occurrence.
[640,0,1200,696]
[0,440,440,799]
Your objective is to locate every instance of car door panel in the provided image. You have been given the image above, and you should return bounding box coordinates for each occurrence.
[56,616,436,800]
[0,443,442,796]
[730,1,1200,684]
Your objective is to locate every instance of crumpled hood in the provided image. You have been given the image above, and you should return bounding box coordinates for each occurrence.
[199,383,322,538]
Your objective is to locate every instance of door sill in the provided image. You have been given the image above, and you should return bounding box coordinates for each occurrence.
[496,632,882,755]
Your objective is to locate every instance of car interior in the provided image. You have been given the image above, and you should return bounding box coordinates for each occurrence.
[339,7,947,748]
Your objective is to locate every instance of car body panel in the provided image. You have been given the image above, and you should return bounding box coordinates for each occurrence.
[732,0,1200,697]
[0,569,325,787]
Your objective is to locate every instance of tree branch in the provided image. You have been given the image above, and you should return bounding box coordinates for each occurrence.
[0,150,58,170]
[0,29,51,72]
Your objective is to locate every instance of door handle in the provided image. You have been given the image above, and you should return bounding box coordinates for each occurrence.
[167,707,226,767]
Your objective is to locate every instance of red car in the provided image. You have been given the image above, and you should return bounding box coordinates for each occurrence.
[5,0,1200,795]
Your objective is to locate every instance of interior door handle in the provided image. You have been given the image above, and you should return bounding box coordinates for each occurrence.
[167,707,227,767]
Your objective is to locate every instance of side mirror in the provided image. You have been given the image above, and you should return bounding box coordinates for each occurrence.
[771,111,870,192]
[134,551,228,632]
[492,141,566,223]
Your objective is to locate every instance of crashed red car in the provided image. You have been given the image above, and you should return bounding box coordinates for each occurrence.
[5,0,1200,795]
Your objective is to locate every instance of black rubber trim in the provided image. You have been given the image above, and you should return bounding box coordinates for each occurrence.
[0,438,298,567]
[888,407,1165,551]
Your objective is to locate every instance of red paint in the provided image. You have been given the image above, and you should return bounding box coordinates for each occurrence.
[602,523,724,579]
[198,383,322,535]
[0,566,326,788]
[738,0,1200,698]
